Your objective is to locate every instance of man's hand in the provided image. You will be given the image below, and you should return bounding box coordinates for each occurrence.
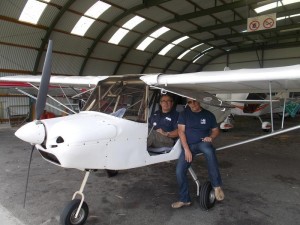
[184,148,192,163]
[202,136,213,142]
[156,128,168,136]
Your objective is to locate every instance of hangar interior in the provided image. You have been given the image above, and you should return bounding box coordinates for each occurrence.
[0,1,300,225]
[1,0,300,123]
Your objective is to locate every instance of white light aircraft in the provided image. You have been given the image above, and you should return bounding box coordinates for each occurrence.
[1,41,300,225]
[217,92,289,132]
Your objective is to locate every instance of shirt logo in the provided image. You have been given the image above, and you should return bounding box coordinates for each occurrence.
[200,119,206,124]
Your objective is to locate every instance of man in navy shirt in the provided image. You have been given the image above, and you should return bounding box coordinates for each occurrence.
[172,99,224,209]
[148,94,179,148]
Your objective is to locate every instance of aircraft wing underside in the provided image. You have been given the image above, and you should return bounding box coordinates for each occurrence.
[140,65,300,94]
[150,85,234,108]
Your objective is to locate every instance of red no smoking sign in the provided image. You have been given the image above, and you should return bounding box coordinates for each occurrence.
[263,18,274,29]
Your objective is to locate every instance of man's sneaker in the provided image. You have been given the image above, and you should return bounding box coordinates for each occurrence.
[171,201,191,209]
[214,187,225,201]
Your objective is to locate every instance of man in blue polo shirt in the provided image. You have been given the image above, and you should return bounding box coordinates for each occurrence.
[147,94,179,148]
[171,99,224,209]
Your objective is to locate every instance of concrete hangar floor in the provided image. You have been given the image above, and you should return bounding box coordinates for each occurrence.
[0,115,299,225]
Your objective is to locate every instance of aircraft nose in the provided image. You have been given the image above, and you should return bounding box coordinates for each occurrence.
[15,121,46,145]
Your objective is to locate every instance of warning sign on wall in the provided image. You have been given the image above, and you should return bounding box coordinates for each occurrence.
[247,13,276,32]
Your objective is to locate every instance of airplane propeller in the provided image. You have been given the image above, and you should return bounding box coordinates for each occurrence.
[23,145,35,208]
[35,40,52,120]
[21,40,53,207]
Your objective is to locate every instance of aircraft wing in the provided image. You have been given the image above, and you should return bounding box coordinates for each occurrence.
[0,75,109,87]
[0,75,110,98]
[140,65,300,94]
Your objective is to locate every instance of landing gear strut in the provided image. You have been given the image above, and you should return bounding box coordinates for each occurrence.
[188,167,216,210]
[60,171,90,225]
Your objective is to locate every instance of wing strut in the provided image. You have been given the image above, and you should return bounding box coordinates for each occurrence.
[269,81,274,132]
[16,88,70,115]
[28,83,76,114]
[216,123,300,151]
[281,96,287,129]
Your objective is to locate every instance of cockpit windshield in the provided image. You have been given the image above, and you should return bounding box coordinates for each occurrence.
[82,76,148,122]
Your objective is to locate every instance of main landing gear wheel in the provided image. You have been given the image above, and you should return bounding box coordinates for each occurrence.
[105,169,119,177]
[199,181,216,210]
[60,199,89,225]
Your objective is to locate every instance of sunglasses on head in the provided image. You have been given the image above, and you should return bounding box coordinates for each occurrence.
[187,100,196,104]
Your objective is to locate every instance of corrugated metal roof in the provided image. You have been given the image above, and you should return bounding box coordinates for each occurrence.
[0,0,300,80]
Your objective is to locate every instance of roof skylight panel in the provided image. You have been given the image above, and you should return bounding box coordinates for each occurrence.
[109,16,145,45]
[158,44,175,56]
[177,43,203,59]
[254,0,300,13]
[137,37,155,51]
[191,43,204,50]
[193,53,207,63]
[150,27,170,38]
[71,17,95,36]
[193,47,213,63]
[158,36,189,56]
[19,0,51,24]
[85,1,111,18]
[277,13,300,20]
[71,1,111,36]
[109,29,130,45]
[177,49,191,59]
[136,27,170,51]
[255,2,280,13]
[123,16,145,30]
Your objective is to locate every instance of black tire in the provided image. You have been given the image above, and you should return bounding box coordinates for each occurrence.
[106,169,119,177]
[199,181,216,210]
[60,199,89,225]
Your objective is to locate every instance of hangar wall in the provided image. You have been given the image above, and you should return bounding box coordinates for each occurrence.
[0,96,74,125]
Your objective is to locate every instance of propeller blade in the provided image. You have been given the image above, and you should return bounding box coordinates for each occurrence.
[36,40,53,120]
[23,145,35,208]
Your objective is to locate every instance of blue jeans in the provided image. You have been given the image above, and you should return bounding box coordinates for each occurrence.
[175,142,222,202]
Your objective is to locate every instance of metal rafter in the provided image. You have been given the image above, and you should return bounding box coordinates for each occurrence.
[142,3,300,73]
[79,0,173,75]
[181,22,300,73]
[113,0,262,75]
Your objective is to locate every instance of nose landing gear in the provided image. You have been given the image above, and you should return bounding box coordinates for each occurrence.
[60,171,90,225]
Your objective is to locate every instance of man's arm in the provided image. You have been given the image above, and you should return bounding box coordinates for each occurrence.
[178,124,192,163]
[156,128,178,138]
[203,127,220,142]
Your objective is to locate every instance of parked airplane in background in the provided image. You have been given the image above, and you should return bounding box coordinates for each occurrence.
[217,92,288,132]
[1,41,300,225]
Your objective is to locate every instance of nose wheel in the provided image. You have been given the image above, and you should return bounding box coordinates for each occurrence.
[60,199,89,225]
[60,171,90,225]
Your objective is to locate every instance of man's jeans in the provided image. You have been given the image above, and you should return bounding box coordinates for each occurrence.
[175,142,222,202]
